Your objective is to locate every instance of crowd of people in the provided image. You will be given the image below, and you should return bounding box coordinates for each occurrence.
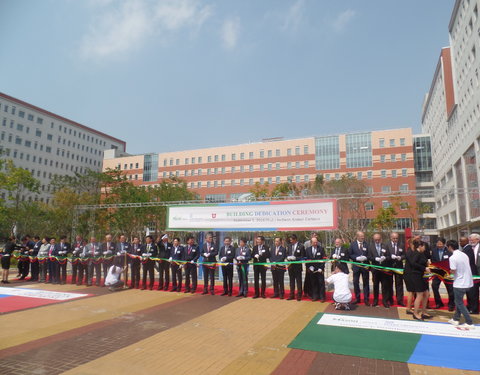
[1,231,478,329]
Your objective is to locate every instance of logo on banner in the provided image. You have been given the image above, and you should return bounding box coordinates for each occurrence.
[212,213,217,219]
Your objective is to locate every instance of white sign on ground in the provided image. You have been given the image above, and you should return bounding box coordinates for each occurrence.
[318,314,480,339]
[0,287,89,301]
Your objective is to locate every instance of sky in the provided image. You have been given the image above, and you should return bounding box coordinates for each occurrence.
[0,0,454,155]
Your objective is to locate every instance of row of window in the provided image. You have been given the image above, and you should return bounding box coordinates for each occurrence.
[0,101,112,147]
[161,146,310,167]
[378,137,406,148]
[379,153,408,163]
[1,148,100,170]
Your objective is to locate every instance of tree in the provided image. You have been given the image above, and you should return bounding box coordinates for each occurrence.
[370,206,398,233]
[249,182,270,199]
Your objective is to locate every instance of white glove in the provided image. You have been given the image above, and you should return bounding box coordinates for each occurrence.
[289,256,295,261]
[254,254,260,259]
[380,256,386,262]
[221,257,226,262]
[203,253,208,257]
[332,254,338,259]
[237,256,244,261]
[318,269,323,273]
[356,256,363,261]
[103,251,108,255]
[94,251,100,256]
[362,256,368,262]
[190,260,195,264]
[309,266,314,272]
[168,257,173,261]
[142,253,148,257]
[375,257,381,262]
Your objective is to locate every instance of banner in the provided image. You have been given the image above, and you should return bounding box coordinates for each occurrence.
[166,199,337,231]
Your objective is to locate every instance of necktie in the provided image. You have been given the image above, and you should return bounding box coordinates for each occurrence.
[188,246,191,254]
[313,248,316,257]
[49,245,54,256]
[336,248,340,256]
[376,244,381,256]
[276,247,279,255]
[91,244,94,256]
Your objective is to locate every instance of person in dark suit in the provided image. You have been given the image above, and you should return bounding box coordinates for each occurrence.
[330,238,349,274]
[252,235,271,299]
[18,235,33,280]
[270,237,287,299]
[201,233,218,295]
[348,231,370,305]
[2,236,20,283]
[184,235,199,293]
[385,232,405,306]
[431,238,454,310]
[169,237,184,292]
[219,236,235,296]
[115,235,130,287]
[129,236,142,288]
[58,235,71,284]
[71,235,85,285]
[367,233,392,308]
[286,234,305,301]
[101,234,116,286]
[84,237,101,286]
[141,235,157,290]
[235,238,251,297]
[461,235,479,314]
[157,234,172,291]
[30,236,42,281]
[305,237,327,302]
[46,237,61,284]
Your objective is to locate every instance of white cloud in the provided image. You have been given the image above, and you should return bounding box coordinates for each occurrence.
[332,9,356,33]
[79,0,212,61]
[221,17,240,50]
[282,0,305,32]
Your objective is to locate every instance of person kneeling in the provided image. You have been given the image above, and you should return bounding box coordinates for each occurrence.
[105,262,126,292]
[326,262,352,310]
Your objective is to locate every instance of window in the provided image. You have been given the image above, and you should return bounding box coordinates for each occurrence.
[402,169,407,177]
[260,150,265,158]
[268,163,272,171]
[380,155,386,163]
[15,136,22,145]
[198,157,202,163]
[221,154,226,161]
[249,152,254,159]
[295,146,300,155]
[357,171,362,179]
[379,138,385,148]
[175,159,180,166]
[315,135,340,170]
[214,155,218,162]
[35,129,42,137]
[304,175,309,182]
[207,156,212,163]
[231,153,236,161]
[367,171,373,179]
[185,158,189,165]
[267,150,272,158]
[25,140,31,147]
[37,117,43,124]
[382,201,392,208]
[400,202,409,210]
[47,134,53,141]
[276,176,280,184]
[382,186,391,193]
[391,170,397,178]
[390,154,396,162]
[345,132,372,168]
[304,145,309,154]
[287,148,292,156]
[401,153,406,162]
[249,178,253,185]
[19,111,25,118]
[46,146,52,153]
[275,149,280,157]
[365,202,374,211]
[304,161,309,168]
[240,152,245,160]
[400,138,405,146]
[389,139,395,147]
[287,162,292,169]
[295,175,300,183]
[28,114,34,121]
[400,184,409,192]
[17,124,23,131]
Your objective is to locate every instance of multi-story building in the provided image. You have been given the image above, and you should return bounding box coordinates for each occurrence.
[0,92,126,203]
[104,128,422,232]
[421,0,480,237]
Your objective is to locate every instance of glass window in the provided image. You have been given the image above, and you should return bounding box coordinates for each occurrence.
[400,138,405,146]
[304,145,309,154]
[240,152,245,160]
[402,168,407,177]
[287,148,292,156]
[231,153,236,161]
[346,132,372,168]
[295,146,300,155]
[275,149,280,157]
[367,171,373,179]
[392,170,397,178]
[267,150,272,158]
[357,171,362,179]
[400,184,409,192]
[390,154,396,162]
[276,176,280,184]
[380,155,386,163]
[381,170,387,178]
[379,138,385,148]
[365,202,374,211]
[35,129,42,137]
[276,163,280,170]
[260,150,264,158]
[249,152,254,159]
[389,139,395,147]
[413,136,432,172]
[214,155,219,162]
[382,186,391,193]
[382,201,392,208]
[143,154,159,182]
[221,154,226,161]
[315,135,340,170]
[304,161,309,168]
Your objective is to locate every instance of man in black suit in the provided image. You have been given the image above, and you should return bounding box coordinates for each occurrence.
[115,234,130,288]
[46,237,61,284]
[71,235,85,285]
[157,234,172,291]
[349,231,370,305]
[367,233,392,308]
[101,234,116,286]
[57,235,71,284]
[218,236,235,296]
[330,238,349,274]
[201,233,218,295]
[170,237,184,292]
[141,235,157,290]
[385,232,405,306]
[305,237,327,302]
[129,236,142,288]
[286,234,305,301]
[235,238,251,297]
[461,234,479,314]
[431,237,454,311]
[184,235,199,293]
[252,235,270,299]
[270,237,287,299]
[30,236,42,281]
[19,235,33,280]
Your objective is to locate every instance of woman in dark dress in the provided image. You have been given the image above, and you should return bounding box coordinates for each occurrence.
[2,236,18,284]
[404,239,431,320]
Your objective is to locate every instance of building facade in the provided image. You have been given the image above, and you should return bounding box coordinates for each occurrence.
[104,128,425,233]
[0,92,126,203]
[422,0,480,238]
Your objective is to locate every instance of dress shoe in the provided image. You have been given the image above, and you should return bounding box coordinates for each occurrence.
[170,288,177,292]
[191,290,196,294]
[280,295,284,299]
[210,291,215,295]
[261,294,266,299]
[184,289,190,293]
[202,290,208,295]
[236,294,243,297]
[372,301,378,307]
[253,294,260,299]
[397,302,406,307]
[351,300,358,305]
[221,291,228,296]
[296,297,302,301]
[228,292,232,296]
[287,295,295,301]
[413,314,424,321]
[384,304,390,309]
[448,306,455,312]
[141,287,146,290]
[272,294,279,298]
[164,287,169,291]
[435,303,444,309]
[364,302,371,306]
[406,309,414,315]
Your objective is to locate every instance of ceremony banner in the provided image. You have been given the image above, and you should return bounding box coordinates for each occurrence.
[166,199,337,231]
